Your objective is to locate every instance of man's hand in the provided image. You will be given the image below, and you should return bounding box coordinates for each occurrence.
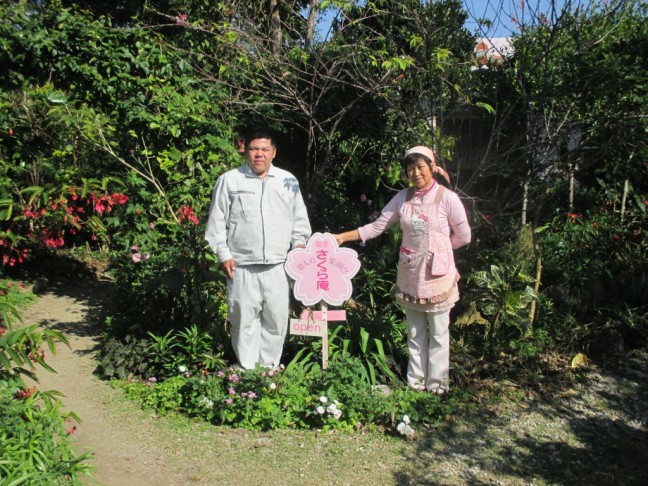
[220,258,237,279]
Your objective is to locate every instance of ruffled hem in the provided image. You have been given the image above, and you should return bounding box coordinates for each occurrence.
[396,285,459,313]
[394,272,460,306]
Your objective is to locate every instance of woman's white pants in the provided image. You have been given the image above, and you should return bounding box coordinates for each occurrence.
[405,308,450,391]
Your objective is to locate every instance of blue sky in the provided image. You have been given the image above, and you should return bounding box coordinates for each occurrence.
[463,0,570,37]
[318,0,572,39]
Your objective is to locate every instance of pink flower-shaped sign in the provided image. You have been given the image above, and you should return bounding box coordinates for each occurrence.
[285,232,361,306]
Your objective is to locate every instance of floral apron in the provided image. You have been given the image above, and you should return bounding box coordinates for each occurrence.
[395,186,459,305]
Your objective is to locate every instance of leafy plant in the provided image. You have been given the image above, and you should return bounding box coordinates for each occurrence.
[0,282,68,388]
[0,280,91,483]
[468,264,538,355]
[0,385,92,484]
[96,335,154,380]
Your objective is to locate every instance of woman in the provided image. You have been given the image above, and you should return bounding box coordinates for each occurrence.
[333,146,471,393]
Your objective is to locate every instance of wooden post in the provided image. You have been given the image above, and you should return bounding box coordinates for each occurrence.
[321,302,328,369]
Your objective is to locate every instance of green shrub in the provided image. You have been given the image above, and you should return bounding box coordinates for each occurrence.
[96,334,155,380]
[97,324,227,381]
[0,279,91,483]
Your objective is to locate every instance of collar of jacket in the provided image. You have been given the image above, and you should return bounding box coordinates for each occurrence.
[243,163,276,178]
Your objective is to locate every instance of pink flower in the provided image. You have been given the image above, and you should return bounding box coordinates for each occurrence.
[131,245,140,252]
[228,388,236,395]
[225,398,233,405]
[216,371,225,378]
[132,253,142,263]
[240,392,248,398]
[228,374,240,382]
[248,392,256,399]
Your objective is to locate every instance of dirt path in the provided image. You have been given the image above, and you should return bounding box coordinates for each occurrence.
[24,281,197,486]
[21,280,648,486]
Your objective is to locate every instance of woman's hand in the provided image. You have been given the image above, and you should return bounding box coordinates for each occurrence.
[331,230,360,247]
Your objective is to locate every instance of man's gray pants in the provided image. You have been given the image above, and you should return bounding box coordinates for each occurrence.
[227,263,289,369]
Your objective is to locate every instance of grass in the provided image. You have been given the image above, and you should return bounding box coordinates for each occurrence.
[99,382,410,485]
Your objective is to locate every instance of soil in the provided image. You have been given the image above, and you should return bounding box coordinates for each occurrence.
[21,278,648,486]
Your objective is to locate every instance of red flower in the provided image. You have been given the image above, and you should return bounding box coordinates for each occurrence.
[110,193,129,205]
[178,205,199,225]
[15,386,37,400]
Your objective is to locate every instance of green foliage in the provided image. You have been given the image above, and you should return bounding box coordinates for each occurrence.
[0,282,68,388]
[540,205,647,308]
[98,324,226,381]
[146,325,226,377]
[97,334,155,380]
[468,264,538,355]
[0,279,90,483]
[0,385,91,484]
[117,357,461,435]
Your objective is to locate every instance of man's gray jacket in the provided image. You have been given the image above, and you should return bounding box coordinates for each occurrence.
[205,164,311,265]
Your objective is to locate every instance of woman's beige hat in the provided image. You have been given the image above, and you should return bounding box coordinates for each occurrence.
[403,145,450,183]
[404,145,436,164]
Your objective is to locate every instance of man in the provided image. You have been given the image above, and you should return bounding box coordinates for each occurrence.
[205,127,311,369]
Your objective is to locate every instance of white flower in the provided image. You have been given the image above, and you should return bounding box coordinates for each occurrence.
[333,409,342,420]
[327,403,338,414]
[178,365,187,373]
[396,420,415,437]
[316,406,325,414]
[269,383,277,390]
[402,414,410,425]
[319,396,328,403]
[199,396,214,409]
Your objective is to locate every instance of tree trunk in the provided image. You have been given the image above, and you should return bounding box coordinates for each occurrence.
[270,0,282,57]
[620,177,629,223]
[305,0,319,50]
[568,162,575,211]
[529,252,541,325]
[522,179,529,225]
